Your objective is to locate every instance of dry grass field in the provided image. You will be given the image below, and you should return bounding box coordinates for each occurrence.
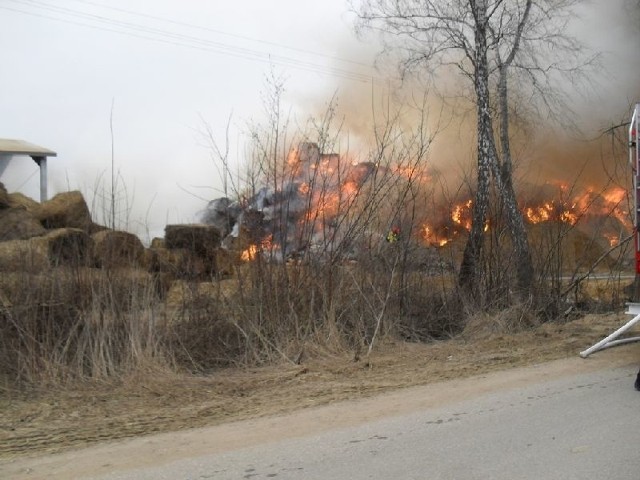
[1,309,636,460]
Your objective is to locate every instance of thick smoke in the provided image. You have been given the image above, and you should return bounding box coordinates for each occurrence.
[201,1,640,257]
[298,0,640,194]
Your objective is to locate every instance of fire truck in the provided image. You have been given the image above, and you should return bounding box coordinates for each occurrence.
[631,103,640,276]
[580,102,640,358]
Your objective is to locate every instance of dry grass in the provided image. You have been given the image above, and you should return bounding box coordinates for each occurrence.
[0,311,634,458]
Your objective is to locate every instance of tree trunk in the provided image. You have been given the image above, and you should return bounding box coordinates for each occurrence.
[496,67,534,295]
[459,0,492,298]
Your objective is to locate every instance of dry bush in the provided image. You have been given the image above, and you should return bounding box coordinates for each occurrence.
[190,88,471,364]
[0,267,168,387]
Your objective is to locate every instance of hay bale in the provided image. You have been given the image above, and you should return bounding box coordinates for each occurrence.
[216,248,241,276]
[0,207,46,241]
[7,192,39,211]
[150,237,165,248]
[164,224,222,257]
[92,230,145,268]
[0,238,49,272]
[36,191,93,231]
[164,224,221,276]
[0,182,8,209]
[30,228,93,268]
[89,223,109,235]
[145,246,208,280]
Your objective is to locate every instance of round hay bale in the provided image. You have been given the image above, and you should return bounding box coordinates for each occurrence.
[36,191,93,231]
[30,228,93,268]
[0,238,49,272]
[0,207,46,241]
[89,222,109,235]
[91,229,145,268]
[0,182,9,209]
[7,192,39,212]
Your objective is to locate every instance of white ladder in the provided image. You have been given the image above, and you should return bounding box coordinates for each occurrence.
[580,303,640,357]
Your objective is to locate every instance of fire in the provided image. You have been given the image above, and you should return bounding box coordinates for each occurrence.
[240,244,258,262]
[240,235,275,262]
[298,182,310,195]
[392,165,432,183]
[452,200,473,230]
[421,225,450,247]
[523,201,579,225]
[603,233,620,247]
[522,186,630,229]
[224,142,632,259]
[417,185,630,249]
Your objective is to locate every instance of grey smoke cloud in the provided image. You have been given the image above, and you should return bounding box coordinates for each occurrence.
[296,0,640,193]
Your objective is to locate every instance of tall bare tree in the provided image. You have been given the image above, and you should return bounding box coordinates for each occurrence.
[353,0,592,299]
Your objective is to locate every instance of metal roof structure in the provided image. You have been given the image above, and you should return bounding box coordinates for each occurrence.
[0,138,57,202]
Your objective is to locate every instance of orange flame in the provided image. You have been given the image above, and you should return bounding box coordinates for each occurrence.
[240,235,275,262]
[421,225,450,247]
[240,244,258,262]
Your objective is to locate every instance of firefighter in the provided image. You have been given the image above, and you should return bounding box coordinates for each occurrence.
[386,226,400,243]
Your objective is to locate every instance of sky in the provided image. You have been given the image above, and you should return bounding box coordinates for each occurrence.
[0,0,638,242]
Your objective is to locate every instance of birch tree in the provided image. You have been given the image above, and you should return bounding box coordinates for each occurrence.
[353,0,592,299]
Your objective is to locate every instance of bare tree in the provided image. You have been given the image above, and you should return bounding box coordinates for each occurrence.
[353,0,593,299]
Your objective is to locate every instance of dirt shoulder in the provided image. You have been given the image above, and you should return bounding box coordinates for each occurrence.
[1,312,639,472]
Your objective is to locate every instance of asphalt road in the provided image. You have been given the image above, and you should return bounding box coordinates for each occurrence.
[4,352,639,480]
[94,366,639,480]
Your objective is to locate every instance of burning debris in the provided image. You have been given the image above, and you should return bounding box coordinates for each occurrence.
[201,142,632,265]
[201,142,377,262]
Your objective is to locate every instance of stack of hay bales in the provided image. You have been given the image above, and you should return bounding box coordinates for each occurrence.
[146,224,222,280]
[0,185,227,288]
[0,186,134,272]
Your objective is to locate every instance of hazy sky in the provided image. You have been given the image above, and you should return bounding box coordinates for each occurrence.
[0,0,637,241]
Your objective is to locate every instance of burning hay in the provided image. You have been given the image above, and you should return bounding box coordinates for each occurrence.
[200,141,632,275]
[201,142,380,263]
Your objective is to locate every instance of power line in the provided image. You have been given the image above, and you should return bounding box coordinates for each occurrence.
[2,0,379,84]
[66,0,372,70]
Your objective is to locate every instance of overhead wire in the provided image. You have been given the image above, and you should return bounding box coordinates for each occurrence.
[65,0,373,70]
[1,0,379,84]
